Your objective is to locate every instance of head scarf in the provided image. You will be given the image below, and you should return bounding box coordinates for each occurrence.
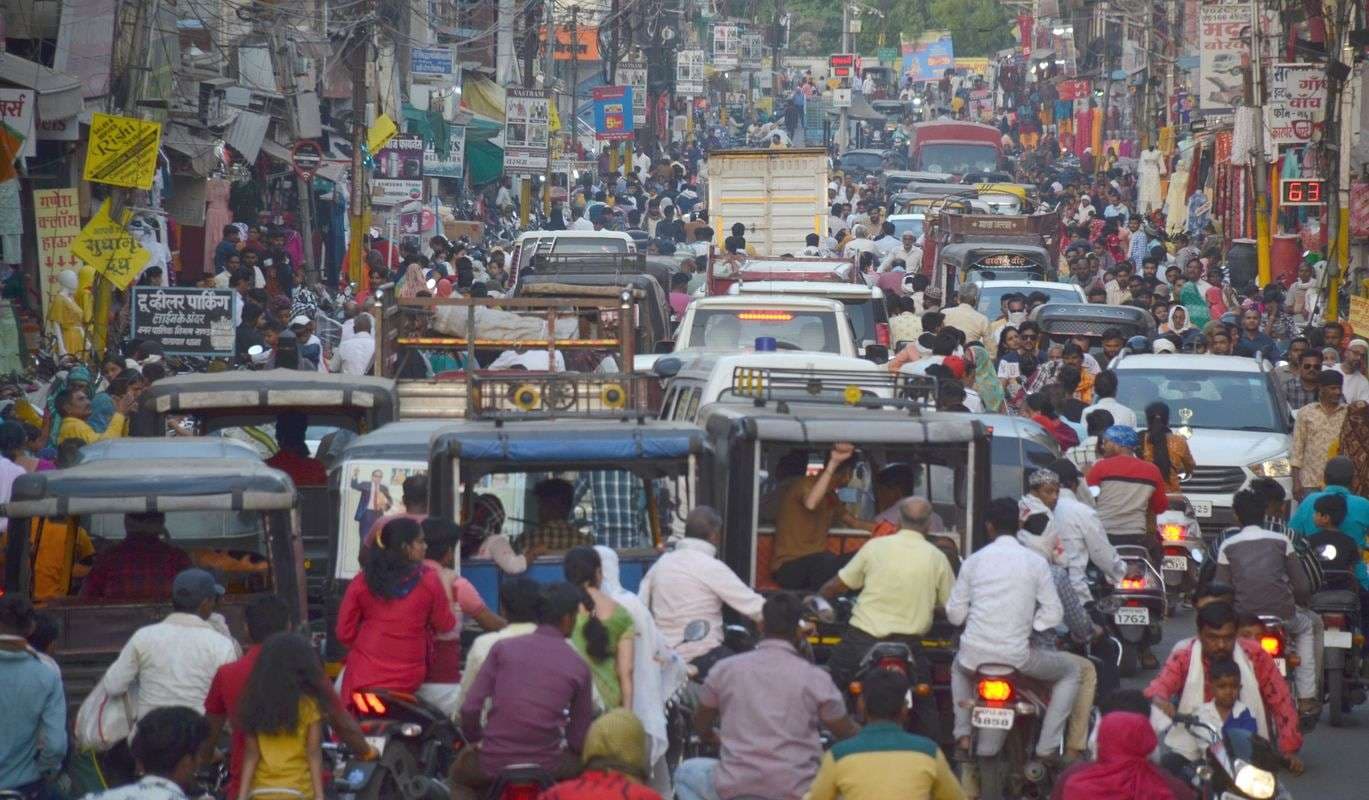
[1028,467,1060,488]
[397,263,427,299]
[1178,282,1211,329]
[1166,305,1194,334]
[593,545,682,784]
[434,278,454,298]
[1102,424,1139,449]
[1060,712,1179,800]
[46,366,93,446]
[968,344,1006,413]
[1204,285,1227,319]
[581,709,650,780]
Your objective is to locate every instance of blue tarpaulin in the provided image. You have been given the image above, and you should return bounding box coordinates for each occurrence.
[455,429,699,463]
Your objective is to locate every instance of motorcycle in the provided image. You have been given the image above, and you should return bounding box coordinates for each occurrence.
[336,689,456,800]
[1159,714,1295,799]
[1157,495,1206,609]
[967,663,1053,800]
[1308,534,1366,726]
[848,640,943,741]
[1096,544,1167,677]
[664,620,719,771]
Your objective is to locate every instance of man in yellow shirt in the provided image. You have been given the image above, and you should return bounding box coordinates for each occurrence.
[820,497,954,738]
[808,669,964,800]
[54,385,133,444]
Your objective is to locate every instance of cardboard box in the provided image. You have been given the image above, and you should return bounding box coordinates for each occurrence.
[444,220,484,242]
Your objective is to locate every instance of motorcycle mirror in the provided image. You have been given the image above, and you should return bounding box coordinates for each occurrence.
[803,595,836,624]
[682,620,710,644]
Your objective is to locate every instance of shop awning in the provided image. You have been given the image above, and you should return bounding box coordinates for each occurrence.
[461,75,506,121]
[0,52,83,121]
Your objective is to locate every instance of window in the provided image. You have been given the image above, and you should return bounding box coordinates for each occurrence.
[688,308,841,353]
[916,143,998,174]
[1116,369,1287,433]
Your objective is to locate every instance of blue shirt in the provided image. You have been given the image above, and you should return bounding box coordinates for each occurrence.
[1233,331,1279,361]
[1288,484,1369,589]
[0,648,66,789]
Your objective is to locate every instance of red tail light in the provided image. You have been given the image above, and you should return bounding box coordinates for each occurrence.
[875,322,891,346]
[1260,635,1283,657]
[351,692,387,715]
[877,657,910,674]
[1323,613,1347,629]
[499,785,542,800]
[1120,576,1146,589]
[978,678,1013,702]
[1160,523,1186,542]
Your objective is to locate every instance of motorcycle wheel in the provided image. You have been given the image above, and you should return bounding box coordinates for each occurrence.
[356,740,421,800]
[1119,642,1139,678]
[1329,669,1346,727]
[977,751,1011,800]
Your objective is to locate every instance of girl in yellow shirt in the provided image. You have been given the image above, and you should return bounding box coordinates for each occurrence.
[237,633,328,800]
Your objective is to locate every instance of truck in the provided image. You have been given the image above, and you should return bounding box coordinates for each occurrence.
[907,121,1004,179]
[706,148,829,257]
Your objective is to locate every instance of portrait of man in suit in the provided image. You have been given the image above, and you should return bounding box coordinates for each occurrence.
[351,467,392,543]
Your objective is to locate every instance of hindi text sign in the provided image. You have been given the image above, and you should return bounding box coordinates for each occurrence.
[32,188,81,322]
[130,286,238,356]
[71,198,152,289]
[1199,4,1250,110]
[1267,63,1326,144]
[83,112,162,189]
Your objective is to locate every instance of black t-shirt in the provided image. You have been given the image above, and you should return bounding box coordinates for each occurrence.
[1061,397,1089,423]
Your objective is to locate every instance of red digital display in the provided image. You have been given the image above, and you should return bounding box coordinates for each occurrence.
[829,53,855,78]
[1281,179,1325,206]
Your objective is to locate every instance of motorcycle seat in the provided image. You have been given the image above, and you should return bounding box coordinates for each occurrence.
[1311,590,1361,613]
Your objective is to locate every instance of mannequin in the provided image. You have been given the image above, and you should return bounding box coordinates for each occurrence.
[1137,145,1165,214]
[49,269,86,356]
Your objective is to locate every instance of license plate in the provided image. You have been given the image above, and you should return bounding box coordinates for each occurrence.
[364,736,387,756]
[1275,658,1287,676]
[1163,555,1189,572]
[1326,629,1354,649]
[1115,607,1151,626]
[1192,501,1212,518]
[972,706,1016,730]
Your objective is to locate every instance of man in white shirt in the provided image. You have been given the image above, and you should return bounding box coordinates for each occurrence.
[871,221,901,258]
[569,207,596,231]
[1078,370,1138,428]
[841,224,878,260]
[329,313,376,375]
[880,232,923,272]
[940,282,991,346]
[102,569,240,723]
[946,498,1080,762]
[1041,460,1127,605]
[861,74,875,96]
[638,507,765,663]
[1336,338,1369,404]
[493,177,514,212]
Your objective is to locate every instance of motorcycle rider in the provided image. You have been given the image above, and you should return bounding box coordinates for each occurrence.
[675,593,860,800]
[1087,424,1168,668]
[1146,602,1304,773]
[1044,459,1127,606]
[818,497,955,738]
[638,506,765,667]
[1214,488,1322,718]
[946,497,1080,765]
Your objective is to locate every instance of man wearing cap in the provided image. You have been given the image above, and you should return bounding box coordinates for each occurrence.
[102,568,239,726]
[1335,338,1369,404]
[1291,370,1349,501]
[880,231,923,274]
[80,513,193,602]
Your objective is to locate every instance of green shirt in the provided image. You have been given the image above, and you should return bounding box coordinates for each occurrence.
[571,605,635,708]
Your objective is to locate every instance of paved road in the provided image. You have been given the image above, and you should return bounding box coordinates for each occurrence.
[1119,607,1369,797]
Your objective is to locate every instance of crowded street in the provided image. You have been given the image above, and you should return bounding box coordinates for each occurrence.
[4,0,1369,798]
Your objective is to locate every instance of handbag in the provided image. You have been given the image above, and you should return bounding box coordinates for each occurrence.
[74,675,137,753]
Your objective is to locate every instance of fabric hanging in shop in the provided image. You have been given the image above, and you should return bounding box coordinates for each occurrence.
[466,139,503,186]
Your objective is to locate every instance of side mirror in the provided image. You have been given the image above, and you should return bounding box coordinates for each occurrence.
[653,356,683,378]
[682,620,710,643]
[864,344,890,363]
[802,594,836,624]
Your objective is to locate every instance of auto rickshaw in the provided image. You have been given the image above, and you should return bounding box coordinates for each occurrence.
[1,458,305,712]
[694,367,992,744]
[128,369,400,645]
[427,411,710,611]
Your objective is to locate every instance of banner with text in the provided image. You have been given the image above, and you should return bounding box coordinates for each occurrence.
[130,286,238,356]
[423,125,466,179]
[1267,63,1326,145]
[372,134,425,205]
[32,188,81,322]
[504,88,550,172]
[902,32,955,83]
[71,198,151,289]
[593,85,635,141]
[713,24,739,70]
[677,49,706,95]
[1199,4,1250,110]
[83,112,162,189]
[0,90,36,158]
[619,60,648,126]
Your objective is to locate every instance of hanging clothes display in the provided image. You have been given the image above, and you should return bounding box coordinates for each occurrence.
[1137,147,1165,213]
[203,179,233,271]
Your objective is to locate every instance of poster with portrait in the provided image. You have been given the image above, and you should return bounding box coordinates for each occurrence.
[335,461,428,579]
[504,88,550,172]
[676,49,706,95]
[1199,3,1250,110]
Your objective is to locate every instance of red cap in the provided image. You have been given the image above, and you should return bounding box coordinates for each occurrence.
[942,356,966,379]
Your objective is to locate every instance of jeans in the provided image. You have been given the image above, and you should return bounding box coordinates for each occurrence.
[952,648,1082,757]
[1287,606,1323,700]
[674,758,722,800]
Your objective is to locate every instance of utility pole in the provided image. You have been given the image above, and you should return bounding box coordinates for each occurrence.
[346,20,370,287]
[543,0,556,217]
[1249,0,1271,286]
[275,31,318,283]
[1323,0,1355,321]
[838,2,850,152]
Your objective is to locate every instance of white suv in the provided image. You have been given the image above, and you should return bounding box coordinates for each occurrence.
[1111,354,1293,536]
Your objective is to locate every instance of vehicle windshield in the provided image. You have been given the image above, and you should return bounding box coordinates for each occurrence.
[841,152,884,172]
[928,433,1056,504]
[687,308,842,353]
[917,143,998,174]
[518,236,630,268]
[1116,369,1288,433]
[975,285,1082,317]
[890,217,924,240]
[842,299,876,342]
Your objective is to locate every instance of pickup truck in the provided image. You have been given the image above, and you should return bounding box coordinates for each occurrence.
[635,295,860,371]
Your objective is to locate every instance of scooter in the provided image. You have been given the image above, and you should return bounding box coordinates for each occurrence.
[1159,714,1295,799]
[1157,495,1205,610]
[1097,544,1167,677]
[967,664,1053,800]
[337,689,456,800]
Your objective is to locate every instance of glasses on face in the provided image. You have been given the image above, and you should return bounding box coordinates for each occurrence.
[1303,362,1323,370]
[1021,333,1038,340]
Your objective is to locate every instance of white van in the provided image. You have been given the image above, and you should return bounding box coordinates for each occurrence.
[655,351,892,422]
[510,230,636,280]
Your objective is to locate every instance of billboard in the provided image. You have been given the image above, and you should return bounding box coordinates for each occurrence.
[371,134,424,205]
[593,85,635,141]
[902,32,955,83]
[504,88,550,172]
[1199,3,1250,110]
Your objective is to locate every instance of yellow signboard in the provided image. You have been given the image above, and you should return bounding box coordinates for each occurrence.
[367,114,398,155]
[31,188,81,321]
[1350,295,1369,334]
[83,113,163,189]
[71,199,152,289]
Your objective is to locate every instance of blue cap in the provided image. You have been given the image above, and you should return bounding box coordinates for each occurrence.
[1102,425,1140,449]
[172,568,225,607]
[754,336,777,352]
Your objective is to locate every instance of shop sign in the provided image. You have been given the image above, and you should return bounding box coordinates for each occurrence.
[130,286,238,356]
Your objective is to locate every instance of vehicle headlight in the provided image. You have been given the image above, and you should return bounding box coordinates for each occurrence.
[1249,457,1292,478]
[1233,760,1277,799]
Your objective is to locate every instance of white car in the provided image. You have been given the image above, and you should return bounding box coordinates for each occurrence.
[1111,354,1294,536]
[729,280,890,357]
[654,351,891,422]
[969,279,1087,318]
